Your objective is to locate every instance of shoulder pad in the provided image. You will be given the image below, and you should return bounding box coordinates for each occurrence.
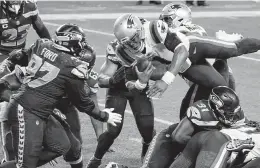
[149,20,168,44]
[71,57,89,79]
[187,100,219,127]
[106,41,121,64]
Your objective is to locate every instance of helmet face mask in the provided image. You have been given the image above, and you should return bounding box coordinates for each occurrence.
[2,0,24,17]
[209,86,241,126]
[160,3,192,29]
[119,28,145,53]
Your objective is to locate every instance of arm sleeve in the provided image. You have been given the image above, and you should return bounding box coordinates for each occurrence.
[32,15,51,39]
[66,76,109,122]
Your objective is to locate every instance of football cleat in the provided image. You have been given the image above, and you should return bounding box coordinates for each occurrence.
[86,156,101,168]
[216,30,243,42]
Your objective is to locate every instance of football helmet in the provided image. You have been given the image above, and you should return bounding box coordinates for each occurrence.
[209,86,242,126]
[113,13,145,54]
[54,23,86,56]
[1,0,25,18]
[159,3,192,28]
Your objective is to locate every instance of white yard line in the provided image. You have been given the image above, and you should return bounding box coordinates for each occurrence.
[40,11,260,20]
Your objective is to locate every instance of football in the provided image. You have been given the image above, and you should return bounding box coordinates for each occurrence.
[135,56,151,72]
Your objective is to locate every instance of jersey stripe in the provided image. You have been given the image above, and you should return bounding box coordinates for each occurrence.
[23,9,39,18]
[188,35,237,49]
[149,20,162,44]
[210,142,230,168]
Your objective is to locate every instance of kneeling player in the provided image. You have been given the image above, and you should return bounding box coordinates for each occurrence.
[141,86,245,168]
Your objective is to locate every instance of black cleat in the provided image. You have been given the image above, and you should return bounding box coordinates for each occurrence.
[86,156,101,168]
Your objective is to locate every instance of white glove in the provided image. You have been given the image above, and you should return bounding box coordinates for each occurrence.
[216,30,243,42]
[102,108,122,126]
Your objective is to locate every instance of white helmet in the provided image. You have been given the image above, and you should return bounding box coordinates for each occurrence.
[113,13,145,53]
[159,3,192,28]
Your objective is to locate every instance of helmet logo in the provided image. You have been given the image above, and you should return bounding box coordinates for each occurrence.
[170,4,181,10]
[210,94,224,108]
[127,15,136,29]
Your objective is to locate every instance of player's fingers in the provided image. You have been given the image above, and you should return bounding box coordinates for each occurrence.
[147,87,160,98]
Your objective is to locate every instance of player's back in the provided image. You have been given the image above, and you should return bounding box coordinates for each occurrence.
[12,39,88,119]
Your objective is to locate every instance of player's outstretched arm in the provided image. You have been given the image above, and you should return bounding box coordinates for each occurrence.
[66,77,122,126]
[32,15,51,39]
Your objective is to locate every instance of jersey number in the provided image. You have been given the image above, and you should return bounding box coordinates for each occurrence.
[196,103,210,112]
[1,24,31,47]
[24,54,60,88]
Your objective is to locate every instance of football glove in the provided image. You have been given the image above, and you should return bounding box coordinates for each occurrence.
[226,138,255,152]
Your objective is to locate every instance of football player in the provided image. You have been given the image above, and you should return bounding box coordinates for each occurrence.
[54,24,104,144]
[0,0,51,60]
[0,23,106,164]
[141,86,245,168]
[169,119,260,168]
[86,16,161,168]
[0,25,122,168]
[159,3,237,119]
[0,0,51,162]
[114,13,260,98]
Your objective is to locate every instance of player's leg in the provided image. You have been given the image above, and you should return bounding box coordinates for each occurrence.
[141,123,185,168]
[86,89,127,168]
[242,158,260,168]
[129,92,155,161]
[195,131,230,168]
[179,84,198,120]
[12,104,46,168]
[212,59,236,90]
[181,60,228,88]
[37,116,71,167]
[169,131,210,168]
[43,115,82,168]
[0,102,15,162]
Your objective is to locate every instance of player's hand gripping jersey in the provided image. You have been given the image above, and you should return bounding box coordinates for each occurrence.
[10,39,105,120]
[0,1,41,54]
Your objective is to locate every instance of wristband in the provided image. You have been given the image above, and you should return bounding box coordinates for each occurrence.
[134,80,147,90]
[161,71,175,85]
